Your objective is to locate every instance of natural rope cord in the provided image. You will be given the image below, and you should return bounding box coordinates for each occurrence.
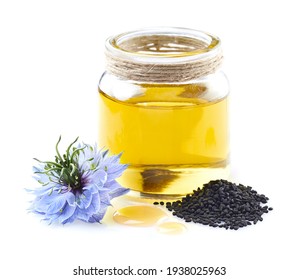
[105,34,223,83]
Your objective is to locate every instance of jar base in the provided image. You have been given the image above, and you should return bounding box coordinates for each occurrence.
[117,163,230,197]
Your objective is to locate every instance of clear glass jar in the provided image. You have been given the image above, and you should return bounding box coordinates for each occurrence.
[98,27,229,197]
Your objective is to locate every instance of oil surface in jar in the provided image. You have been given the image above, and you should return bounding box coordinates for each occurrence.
[113,205,166,226]
[99,84,229,195]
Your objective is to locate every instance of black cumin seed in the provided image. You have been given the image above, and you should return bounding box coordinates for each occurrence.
[159,179,272,230]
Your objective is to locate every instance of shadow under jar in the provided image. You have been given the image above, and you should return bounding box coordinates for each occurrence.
[98,27,230,197]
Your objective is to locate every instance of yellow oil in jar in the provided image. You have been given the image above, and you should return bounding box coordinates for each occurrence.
[98,84,229,196]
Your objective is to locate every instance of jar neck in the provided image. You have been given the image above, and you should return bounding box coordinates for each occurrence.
[105,27,223,83]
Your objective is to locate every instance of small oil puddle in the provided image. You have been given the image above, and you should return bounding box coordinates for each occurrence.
[113,205,167,227]
[157,221,187,234]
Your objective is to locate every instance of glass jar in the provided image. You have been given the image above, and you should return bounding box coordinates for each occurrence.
[98,27,229,197]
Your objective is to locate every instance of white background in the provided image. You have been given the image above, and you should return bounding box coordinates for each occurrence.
[0,0,298,279]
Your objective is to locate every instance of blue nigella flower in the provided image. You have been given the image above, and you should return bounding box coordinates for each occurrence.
[27,136,128,224]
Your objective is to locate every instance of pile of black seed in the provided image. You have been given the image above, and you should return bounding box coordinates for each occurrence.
[154,179,273,230]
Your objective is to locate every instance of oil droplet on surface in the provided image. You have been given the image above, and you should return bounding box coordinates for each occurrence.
[157,221,187,234]
[113,205,167,227]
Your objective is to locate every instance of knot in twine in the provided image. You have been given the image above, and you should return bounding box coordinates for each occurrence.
[105,34,223,83]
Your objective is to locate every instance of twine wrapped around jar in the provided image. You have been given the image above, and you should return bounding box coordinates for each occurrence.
[105,28,223,83]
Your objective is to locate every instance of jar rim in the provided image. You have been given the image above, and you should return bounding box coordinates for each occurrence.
[105,27,221,64]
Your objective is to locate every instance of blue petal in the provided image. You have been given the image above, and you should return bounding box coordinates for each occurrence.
[97,205,108,221]
[89,169,107,186]
[98,153,118,168]
[27,183,60,196]
[105,180,129,199]
[33,193,56,213]
[107,169,127,182]
[100,192,111,206]
[83,183,98,194]
[88,205,108,223]
[47,195,67,214]
[77,208,93,222]
[103,153,121,164]
[61,207,79,224]
[47,191,74,214]
[85,193,101,214]
[65,192,75,206]
[58,203,77,224]
[44,212,61,224]
[104,180,123,191]
[110,187,129,199]
[105,163,128,182]
[32,165,55,184]
[32,173,49,184]
[77,143,101,171]
[32,164,45,174]
[87,214,101,223]
[77,190,92,209]
[102,148,109,156]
